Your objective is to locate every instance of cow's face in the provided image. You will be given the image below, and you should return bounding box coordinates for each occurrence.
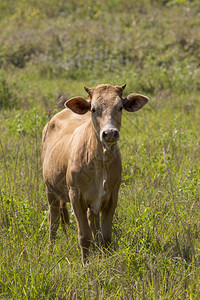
[86,85,125,145]
[64,84,149,147]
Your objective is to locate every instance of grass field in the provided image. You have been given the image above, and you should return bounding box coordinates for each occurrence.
[0,0,200,298]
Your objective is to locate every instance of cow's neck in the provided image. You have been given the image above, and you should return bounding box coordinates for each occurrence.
[84,120,117,200]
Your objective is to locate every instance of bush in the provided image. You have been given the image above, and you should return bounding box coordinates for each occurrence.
[0,73,17,110]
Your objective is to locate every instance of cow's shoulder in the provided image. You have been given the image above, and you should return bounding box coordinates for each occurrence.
[51,108,89,131]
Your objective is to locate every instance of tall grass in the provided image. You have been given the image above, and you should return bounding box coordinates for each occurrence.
[0,0,200,298]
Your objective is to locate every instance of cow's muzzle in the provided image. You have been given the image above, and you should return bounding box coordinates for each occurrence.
[101,129,120,143]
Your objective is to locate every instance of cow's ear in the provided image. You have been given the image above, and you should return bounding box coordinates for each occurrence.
[64,96,91,114]
[122,93,149,112]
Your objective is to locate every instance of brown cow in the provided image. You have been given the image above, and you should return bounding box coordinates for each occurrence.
[42,84,149,263]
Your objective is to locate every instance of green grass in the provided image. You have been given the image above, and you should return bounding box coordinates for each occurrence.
[0,0,200,298]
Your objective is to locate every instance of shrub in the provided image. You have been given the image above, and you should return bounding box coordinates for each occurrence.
[0,73,17,110]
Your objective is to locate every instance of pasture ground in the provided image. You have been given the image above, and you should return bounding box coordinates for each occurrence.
[0,0,200,298]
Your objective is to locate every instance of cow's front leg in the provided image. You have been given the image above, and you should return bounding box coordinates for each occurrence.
[69,188,92,264]
[101,193,118,249]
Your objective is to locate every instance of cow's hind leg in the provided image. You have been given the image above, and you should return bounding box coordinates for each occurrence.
[60,200,69,236]
[87,209,102,247]
[46,188,61,246]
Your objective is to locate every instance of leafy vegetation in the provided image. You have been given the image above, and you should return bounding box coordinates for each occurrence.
[0,0,200,298]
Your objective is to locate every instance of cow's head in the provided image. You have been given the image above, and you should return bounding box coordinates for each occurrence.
[64,84,149,148]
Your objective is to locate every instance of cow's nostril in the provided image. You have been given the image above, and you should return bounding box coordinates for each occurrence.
[103,131,107,139]
[102,129,119,142]
[113,130,119,139]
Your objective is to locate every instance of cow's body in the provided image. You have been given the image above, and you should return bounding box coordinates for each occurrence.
[42,84,148,263]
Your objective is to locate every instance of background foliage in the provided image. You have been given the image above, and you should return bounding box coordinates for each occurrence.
[0,0,200,298]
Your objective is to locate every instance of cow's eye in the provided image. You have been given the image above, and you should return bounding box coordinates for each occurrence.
[91,107,96,113]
